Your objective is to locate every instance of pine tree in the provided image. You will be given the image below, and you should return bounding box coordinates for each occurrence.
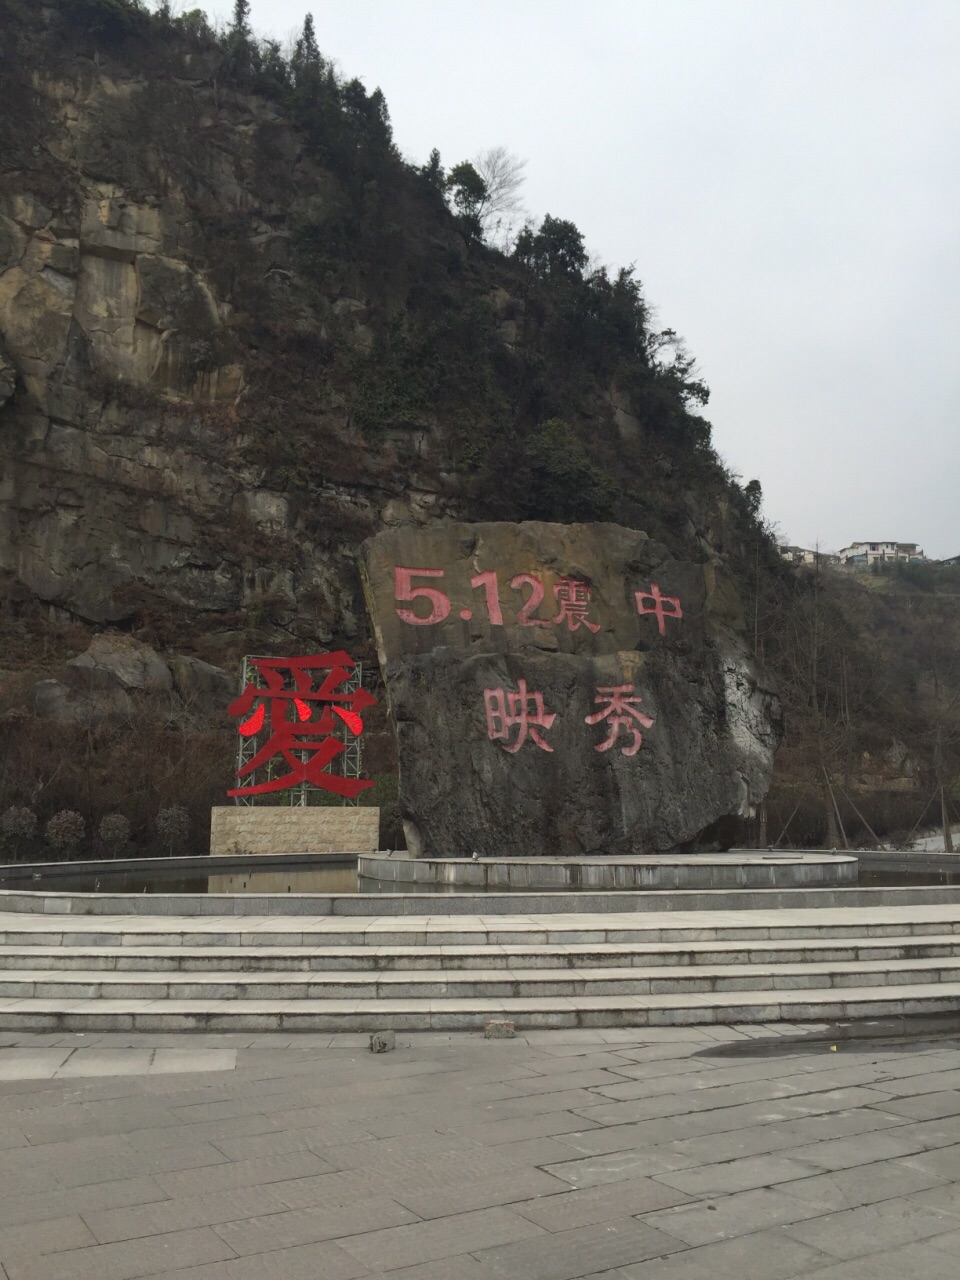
[231,0,251,39]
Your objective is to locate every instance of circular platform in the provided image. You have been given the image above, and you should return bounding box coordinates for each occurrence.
[358,850,859,891]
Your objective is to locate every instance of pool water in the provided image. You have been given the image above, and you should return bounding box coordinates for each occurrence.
[0,862,361,896]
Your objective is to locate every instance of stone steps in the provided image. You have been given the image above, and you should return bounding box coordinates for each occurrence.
[5,906,960,949]
[3,904,960,1030]
[3,933,959,971]
[5,955,960,1000]
[2,982,960,1032]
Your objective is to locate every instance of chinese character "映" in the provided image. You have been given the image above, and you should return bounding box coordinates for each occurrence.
[484,680,556,753]
[585,684,654,756]
[227,652,375,799]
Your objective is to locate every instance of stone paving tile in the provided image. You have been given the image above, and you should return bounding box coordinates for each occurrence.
[780,1198,959,1258]
[903,1141,960,1181]
[872,1089,960,1120]
[925,1225,960,1254]
[667,1125,816,1169]
[0,1177,168,1231]
[613,1255,717,1279]
[501,1068,632,1095]
[773,1106,908,1142]
[784,1157,949,1209]
[482,1088,610,1118]
[901,1182,960,1221]
[212,1197,419,1255]
[82,1186,291,1244]
[471,1217,685,1279]
[0,1053,73,1081]
[122,1113,288,1151]
[53,1051,155,1079]
[450,1110,603,1145]
[337,1206,546,1271]
[652,1152,822,1197]
[870,1066,960,1095]
[792,1241,960,1280]
[619,1224,833,1279]
[118,1241,371,1280]
[573,1085,893,1131]
[643,1186,827,1246]
[780,1127,930,1171]
[542,1146,698,1189]
[393,1167,567,1219]
[49,1141,233,1190]
[154,1149,335,1198]
[212,1123,375,1161]
[379,1259,504,1280]
[0,1217,97,1261]
[887,1113,960,1151]
[1,1227,237,1280]
[510,1176,692,1229]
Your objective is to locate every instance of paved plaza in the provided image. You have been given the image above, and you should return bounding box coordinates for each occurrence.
[0,1026,959,1277]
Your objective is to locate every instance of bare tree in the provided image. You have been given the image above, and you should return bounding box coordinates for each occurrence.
[472,146,527,247]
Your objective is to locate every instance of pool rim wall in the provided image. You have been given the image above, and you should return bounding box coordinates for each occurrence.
[358,851,858,892]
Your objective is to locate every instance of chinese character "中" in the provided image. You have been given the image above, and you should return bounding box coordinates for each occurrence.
[635,582,682,635]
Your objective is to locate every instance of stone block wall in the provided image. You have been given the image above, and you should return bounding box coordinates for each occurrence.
[210,806,380,856]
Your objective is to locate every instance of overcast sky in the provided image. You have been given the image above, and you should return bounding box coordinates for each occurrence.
[204,0,959,557]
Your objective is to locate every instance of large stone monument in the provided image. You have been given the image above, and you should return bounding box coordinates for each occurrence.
[360,521,781,858]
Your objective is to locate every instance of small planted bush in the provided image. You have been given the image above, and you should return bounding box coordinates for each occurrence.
[0,806,38,858]
[98,812,131,857]
[45,810,85,857]
[156,804,189,855]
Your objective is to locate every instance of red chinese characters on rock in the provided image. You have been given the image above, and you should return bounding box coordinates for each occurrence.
[635,582,682,635]
[484,680,557,753]
[552,578,601,633]
[394,567,685,638]
[394,567,600,632]
[227,652,375,799]
[585,685,655,756]
[482,679,656,758]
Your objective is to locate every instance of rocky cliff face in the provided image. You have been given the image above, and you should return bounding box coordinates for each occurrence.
[0,3,771,848]
[0,4,761,652]
[0,21,417,649]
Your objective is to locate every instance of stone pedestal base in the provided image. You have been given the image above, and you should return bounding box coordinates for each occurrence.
[210,806,379,856]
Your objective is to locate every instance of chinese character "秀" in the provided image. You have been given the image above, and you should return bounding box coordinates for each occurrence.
[484,680,556,753]
[585,684,655,756]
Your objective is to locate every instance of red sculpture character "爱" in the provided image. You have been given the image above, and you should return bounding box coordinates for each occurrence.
[228,652,375,799]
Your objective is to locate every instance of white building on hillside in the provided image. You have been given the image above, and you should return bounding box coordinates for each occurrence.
[837,541,925,566]
[779,545,839,567]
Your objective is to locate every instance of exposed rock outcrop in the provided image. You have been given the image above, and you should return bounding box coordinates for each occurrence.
[68,634,173,693]
[361,521,781,856]
[32,633,231,727]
